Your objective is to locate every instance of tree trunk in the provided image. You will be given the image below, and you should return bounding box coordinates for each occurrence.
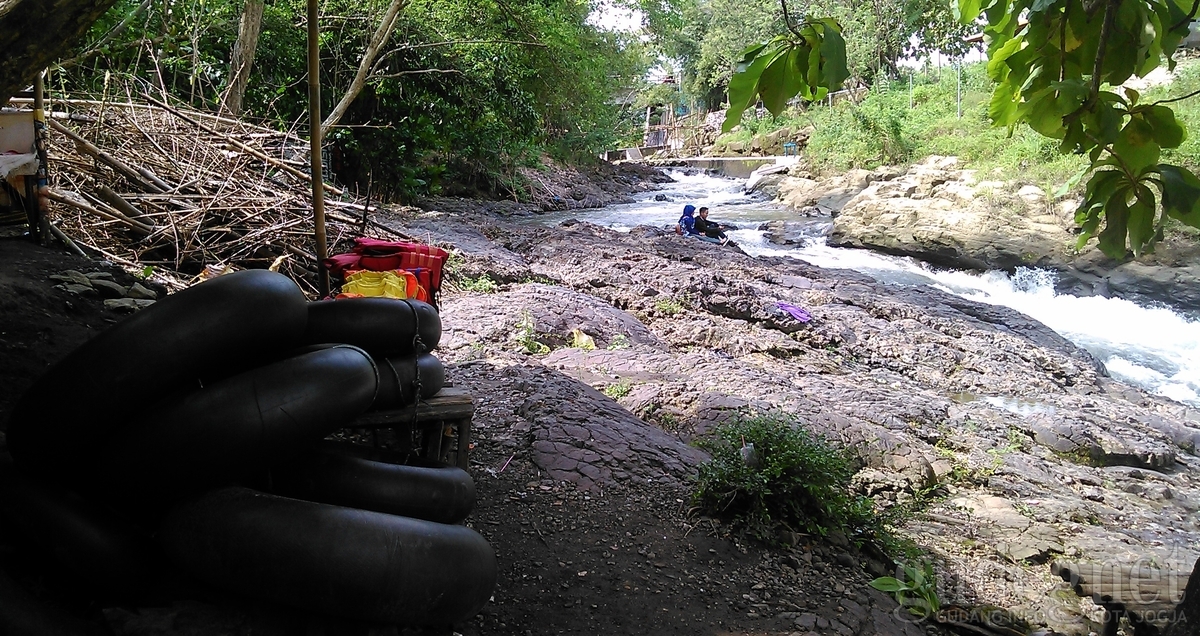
[221,0,265,116]
[319,0,409,138]
[0,0,122,103]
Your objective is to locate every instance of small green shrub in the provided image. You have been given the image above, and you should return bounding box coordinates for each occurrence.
[458,274,498,293]
[606,334,631,350]
[692,412,875,544]
[870,561,941,618]
[514,311,549,354]
[654,298,685,316]
[603,379,632,399]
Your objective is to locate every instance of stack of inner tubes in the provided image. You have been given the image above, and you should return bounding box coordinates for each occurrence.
[0,270,495,631]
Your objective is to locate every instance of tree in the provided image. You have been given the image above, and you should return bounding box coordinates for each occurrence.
[221,0,265,116]
[718,1,849,132]
[319,0,409,138]
[955,0,1200,258]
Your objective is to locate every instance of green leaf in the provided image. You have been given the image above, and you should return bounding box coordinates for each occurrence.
[989,83,1021,128]
[1097,187,1131,258]
[1159,164,1200,226]
[758,49,798,115]
[1054,164,1091,197]
[1127,184,1158,256]
[1022,87,1064,137]
[721,46,780,133]
[986,35,1025,81]
[1090,99,1126,147]
[956,0,984,23]
[1076,170,1127,249]
[869,577,908,593]
[1141,105,1186,148]
[1112,116,1161,174]
[815,19,849,92]
[736,42,770,68]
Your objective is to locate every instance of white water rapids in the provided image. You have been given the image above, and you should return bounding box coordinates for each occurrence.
[534,170,1200,407]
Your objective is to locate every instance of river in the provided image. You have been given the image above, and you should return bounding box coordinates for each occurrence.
[536,170,1200,408]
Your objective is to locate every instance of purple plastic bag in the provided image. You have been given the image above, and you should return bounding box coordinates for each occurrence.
[776,301,811,323]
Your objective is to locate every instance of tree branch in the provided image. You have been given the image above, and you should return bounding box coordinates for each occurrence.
[370,68,463,79]
[1090,0,1119,100]
[320,0,411,138]
[369,39,546,76]
[393,38,546,51]
[1060,1,1070,82]
[1151,85,1200,106]
[779,0,806,38]
[1171,0,1200,32]
[56,0,154,69]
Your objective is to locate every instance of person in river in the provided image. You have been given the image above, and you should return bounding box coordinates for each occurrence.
[694,207,730,246]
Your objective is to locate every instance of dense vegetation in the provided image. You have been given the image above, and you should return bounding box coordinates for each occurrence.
[55,0,648,200]
[47,0,982,202]
[720,62,1089,188]
[642,0,972,112]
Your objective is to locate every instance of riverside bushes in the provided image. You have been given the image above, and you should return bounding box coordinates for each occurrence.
[692,413,875,544]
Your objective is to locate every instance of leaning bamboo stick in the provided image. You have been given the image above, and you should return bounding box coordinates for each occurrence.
[48,119,163,193]
[8,97,294,138]
[47,222,88,257]
[46,189,155,234]
[97,185,150,222]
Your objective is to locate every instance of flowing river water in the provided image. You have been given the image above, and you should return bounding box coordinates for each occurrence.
[534,170,1200,408]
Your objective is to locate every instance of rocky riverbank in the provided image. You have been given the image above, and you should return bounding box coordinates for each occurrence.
[375,199,1200,635]
[772,156,1200,314]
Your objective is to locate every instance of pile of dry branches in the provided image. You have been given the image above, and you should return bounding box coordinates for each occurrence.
[37,96,403,295]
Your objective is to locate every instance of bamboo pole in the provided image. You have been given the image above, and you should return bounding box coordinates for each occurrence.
[33,69,51,245]
[8,97,288,136]
[308,0,330,297]
[97,185,150,222]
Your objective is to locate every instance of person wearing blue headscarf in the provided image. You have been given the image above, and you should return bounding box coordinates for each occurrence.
[676,204,699,236]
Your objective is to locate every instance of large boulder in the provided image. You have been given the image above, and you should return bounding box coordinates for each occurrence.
[824,156,1200,311]
[828,160,1077,271]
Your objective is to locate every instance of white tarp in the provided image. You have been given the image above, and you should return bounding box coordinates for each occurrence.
[0,152,38,179]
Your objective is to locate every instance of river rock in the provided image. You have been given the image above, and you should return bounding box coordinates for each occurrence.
[90,278,128,299]
[125,282,158,300]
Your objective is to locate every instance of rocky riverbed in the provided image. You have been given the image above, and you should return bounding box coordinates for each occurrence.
[378,200,1200,636]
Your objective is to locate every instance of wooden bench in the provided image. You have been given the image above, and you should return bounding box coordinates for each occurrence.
[1053,560,1189,636]
[345,386,474,469]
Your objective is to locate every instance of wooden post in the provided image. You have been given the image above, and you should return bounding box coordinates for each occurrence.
[32,69,49,245]
[307,0,330,298]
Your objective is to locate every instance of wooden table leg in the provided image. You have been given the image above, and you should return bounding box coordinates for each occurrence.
[422,422,442,461]
[455,417,470,470]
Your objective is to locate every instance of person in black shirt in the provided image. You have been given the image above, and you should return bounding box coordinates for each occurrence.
[694,207,729,245]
